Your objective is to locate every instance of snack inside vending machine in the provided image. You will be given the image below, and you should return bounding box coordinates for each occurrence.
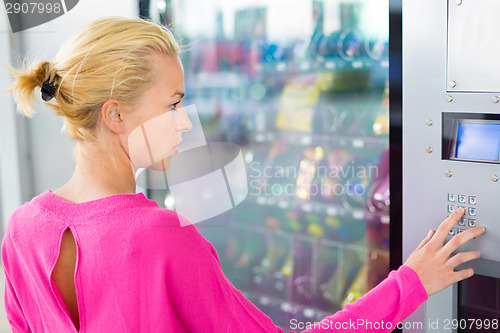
[403,0,500,332]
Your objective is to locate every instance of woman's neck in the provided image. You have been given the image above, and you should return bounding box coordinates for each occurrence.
[53,141,136,203]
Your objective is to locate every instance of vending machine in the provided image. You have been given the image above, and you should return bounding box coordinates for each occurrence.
[142,0,391,331]
[403,0,500,332]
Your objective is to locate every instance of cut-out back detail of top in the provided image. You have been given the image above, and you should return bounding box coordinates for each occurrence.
[51,227,80,331]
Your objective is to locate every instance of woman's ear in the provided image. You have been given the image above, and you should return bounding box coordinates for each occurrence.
[101,99,126,134]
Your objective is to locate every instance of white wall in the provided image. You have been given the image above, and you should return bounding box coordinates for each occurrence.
[0,6,23,233]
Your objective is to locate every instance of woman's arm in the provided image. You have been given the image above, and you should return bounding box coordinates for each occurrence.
[163,224,285,333]
[166,207,484,333]
[4,272,32,333]
[298,207,485,333]
[298,265,426,332]
[2,234,32,333]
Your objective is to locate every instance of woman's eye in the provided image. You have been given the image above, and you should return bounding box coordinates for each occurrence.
[170,101,181,111]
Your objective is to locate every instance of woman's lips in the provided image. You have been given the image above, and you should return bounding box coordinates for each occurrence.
[172,140,182,154]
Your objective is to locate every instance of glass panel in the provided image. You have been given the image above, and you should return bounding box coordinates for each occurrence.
[455,123,500,162]
[147,0,389,329]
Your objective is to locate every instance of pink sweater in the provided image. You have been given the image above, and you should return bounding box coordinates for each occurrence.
[1,190,427,332]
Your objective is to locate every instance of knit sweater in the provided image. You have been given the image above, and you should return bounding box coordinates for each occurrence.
[1,190,427,332]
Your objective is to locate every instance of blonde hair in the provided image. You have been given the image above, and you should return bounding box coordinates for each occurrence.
[8,16,180,141]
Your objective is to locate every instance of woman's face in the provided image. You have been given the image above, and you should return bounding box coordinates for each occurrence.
[124,52,192,171]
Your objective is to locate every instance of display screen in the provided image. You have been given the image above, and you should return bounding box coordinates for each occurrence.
[456,122,500,161]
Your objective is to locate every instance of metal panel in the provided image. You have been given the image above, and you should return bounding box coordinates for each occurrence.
[426,285,457,333]
[403,0,500,331]
[405,1,500,264]
[447,0,500,93]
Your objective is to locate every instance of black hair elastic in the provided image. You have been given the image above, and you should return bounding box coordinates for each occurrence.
[41,76,59,102]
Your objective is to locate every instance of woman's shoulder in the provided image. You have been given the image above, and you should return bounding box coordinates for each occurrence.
[5,191,45,235]
[138,205,193,228]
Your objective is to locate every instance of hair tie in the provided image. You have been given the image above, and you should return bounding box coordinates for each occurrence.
[41,75,60,102]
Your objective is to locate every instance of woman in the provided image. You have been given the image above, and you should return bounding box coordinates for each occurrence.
[2,17,485,332]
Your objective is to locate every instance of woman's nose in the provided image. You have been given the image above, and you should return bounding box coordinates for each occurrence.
[177,104,193,132]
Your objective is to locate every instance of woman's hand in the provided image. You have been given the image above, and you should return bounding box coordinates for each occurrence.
[404,207,486,296]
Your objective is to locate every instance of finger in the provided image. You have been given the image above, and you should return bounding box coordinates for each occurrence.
[416,229,435,250]
[451,268,474,284]
[432,208,465,245]
[447,251,481,269]
[442,226,486,255]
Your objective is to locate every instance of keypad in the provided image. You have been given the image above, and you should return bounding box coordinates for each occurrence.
[447,193,477,236]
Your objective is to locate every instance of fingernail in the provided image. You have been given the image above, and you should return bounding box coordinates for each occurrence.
[457,207,464,213]
[427,229,433,237]
[481,226,486,232]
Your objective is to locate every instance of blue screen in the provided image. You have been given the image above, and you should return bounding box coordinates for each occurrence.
[456,122,500,161]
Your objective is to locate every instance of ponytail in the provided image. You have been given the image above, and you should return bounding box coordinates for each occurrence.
[7,60,61,117]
